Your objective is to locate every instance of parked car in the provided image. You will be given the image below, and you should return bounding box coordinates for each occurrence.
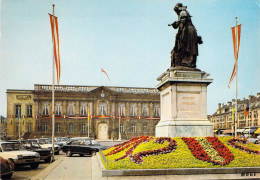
[9,140,52,163]
[55,137,69,146]
[61,138,108,157]
[33,138,61,155]
[0,141,40,169]
[0,156,15,179]
[247,138,259,144]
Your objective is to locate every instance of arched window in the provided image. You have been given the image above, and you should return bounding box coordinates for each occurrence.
[80,102,88,116]
[28,121,32,132]
[69,123,74,133]
[68,102,75,116]
[142,103,149,117]
[119,123,124,133]
[43,123,48,132]
[42,102,49,116]
[81,123,86,133]
[130,103,137,117]
[154,104,160,117]
[118,103,125,116]
[131,124,136,133]
[55,102,62,116]
[99,102,107,115]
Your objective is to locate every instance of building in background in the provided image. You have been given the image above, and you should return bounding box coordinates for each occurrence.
[0,116,7,139]
[209,93,260,137]
[6,84,160,140]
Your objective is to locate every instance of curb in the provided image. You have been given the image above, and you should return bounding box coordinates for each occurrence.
[31,157,64,180]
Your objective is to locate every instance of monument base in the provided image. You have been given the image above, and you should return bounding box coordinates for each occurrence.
[155,67,213,137]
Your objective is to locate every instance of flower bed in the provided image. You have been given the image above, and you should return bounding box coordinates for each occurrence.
[227,137,260,155]
[101,136,260,170]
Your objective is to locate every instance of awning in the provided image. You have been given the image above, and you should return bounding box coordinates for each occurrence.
[254,128,260,134]
[237,129,245,133]
[244,128,257,134]
[222,129,232,134]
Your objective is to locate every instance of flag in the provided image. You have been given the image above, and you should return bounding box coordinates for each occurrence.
[231,107,235,120]
[243,102,249,117]
[228,24,241,88]
[17,108,20,121]
[88,109,90,122]
[101,68,111,81]
[49,14,61,85]
[119,111,122,123]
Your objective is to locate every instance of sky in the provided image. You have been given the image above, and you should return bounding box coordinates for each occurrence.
[0,0,259,117]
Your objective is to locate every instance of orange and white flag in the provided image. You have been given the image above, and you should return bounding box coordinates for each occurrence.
[228,24,241,88]
[101,68,111,81]
[49,14,61,85]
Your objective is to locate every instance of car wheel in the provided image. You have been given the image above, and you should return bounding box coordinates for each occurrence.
[66,150,72,157]
[2,173,13,179]
[44,156,51,163]
[80,154,84,157]
[255,140,259,144]
[54,151,60,155]
[30,163,39,169]
[91,151,96,157]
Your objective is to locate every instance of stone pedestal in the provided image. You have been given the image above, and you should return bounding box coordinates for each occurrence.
[155,67,213,137]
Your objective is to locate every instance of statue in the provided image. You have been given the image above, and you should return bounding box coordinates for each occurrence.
[169,3,203,68]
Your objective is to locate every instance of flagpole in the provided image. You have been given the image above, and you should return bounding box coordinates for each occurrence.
[88,108,90,137]
[248,98,251,138]
[51,4,55,162]
[118,111,121,141]
[234,17,238,138]
[18,107,20,140]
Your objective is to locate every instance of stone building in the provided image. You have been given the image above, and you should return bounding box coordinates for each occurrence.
[210,93,260,135]
[6,84,160,140]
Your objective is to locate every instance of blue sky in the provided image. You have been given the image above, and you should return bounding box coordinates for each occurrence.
[0,0,259,116]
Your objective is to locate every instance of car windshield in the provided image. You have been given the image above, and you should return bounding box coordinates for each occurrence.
[1,143,25,151]
[21,141,32,148]
[91,140,100,145]
[61,138,69,141]
[38,139,49,144]
[30,141,41,148]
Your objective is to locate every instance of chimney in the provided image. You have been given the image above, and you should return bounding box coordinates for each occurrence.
[218,103,221,110]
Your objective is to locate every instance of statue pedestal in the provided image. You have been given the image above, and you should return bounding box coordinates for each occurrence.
[155,67,213,137]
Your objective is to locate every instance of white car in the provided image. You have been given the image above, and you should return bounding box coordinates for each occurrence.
[247,138,259,144]
[0,141,40,169]
[36,138,61,155]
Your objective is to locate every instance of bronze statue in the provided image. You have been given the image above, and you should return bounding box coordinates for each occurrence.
[169,3,203,68]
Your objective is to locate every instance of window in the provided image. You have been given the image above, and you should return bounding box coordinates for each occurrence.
[27,105,32,117]
[42,103,49,116]
[81,123,86,133]
[119,123,124,133]
[130,103,137,116]
[68,102,75,116]
[131,124,136,133]
[56,123,61,133]
[118,103,125,116]
[143,124,147,132]
[28,121,32,132]
[43,123,48,132]
[154,104,160,117]
[15,105,21,118]
[80,103,88,116]
[142,104,149,116]
[55,102,62,116]
[69,123,74,133]
[99,102,107,115]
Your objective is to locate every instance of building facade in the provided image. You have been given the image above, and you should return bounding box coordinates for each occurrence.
[7,84,160,140]
[209,93,260,136]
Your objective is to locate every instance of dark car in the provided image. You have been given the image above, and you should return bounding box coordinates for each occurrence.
[0,156,15,179]
[9,140,52,163]
[61,138,108,157]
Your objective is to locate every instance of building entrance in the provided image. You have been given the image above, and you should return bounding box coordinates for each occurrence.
[98,123,108,140]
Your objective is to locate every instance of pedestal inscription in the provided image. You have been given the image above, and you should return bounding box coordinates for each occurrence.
[155,68,213,137]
